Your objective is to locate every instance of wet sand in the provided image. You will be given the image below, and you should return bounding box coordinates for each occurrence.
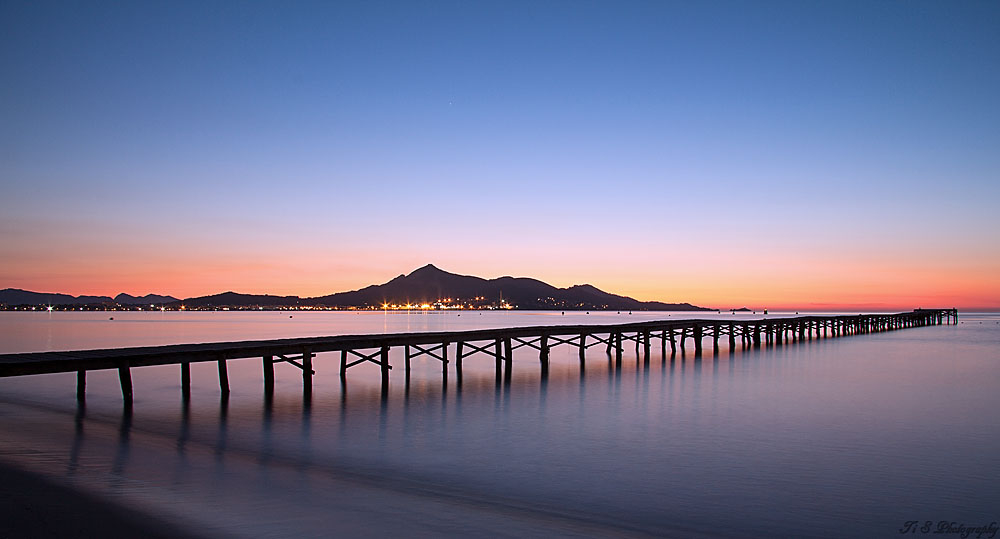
[0,462,211,539]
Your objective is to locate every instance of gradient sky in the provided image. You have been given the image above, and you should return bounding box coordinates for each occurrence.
[2,1,998,310]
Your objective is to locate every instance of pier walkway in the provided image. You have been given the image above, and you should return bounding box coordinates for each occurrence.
[0,309,957,406]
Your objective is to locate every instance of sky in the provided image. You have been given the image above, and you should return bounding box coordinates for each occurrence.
[1,1,998,310]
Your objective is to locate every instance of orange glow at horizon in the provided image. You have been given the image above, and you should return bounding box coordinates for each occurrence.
[2,248,997,311]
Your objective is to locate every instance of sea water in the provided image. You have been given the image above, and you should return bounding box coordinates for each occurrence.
[0,311,997,538]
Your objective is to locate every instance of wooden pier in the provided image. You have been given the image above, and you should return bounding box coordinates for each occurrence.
[0,309,957,407]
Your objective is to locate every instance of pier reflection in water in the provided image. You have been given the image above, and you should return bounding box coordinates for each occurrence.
[0,313,997,538]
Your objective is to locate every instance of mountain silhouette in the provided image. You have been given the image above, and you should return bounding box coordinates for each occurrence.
[179,291,303,308]
[307,264,708,310]
[0,289,113,306]
[0,289,178,307]
[114,293,179,305]
[2,265,711,311]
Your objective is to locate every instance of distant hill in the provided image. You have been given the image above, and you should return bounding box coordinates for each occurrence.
[0,289,113,306]
[178,291,303,308]
[114,293,179,305]
[3,265,712,311]
[306,264,710,311]
[0,289,177,307]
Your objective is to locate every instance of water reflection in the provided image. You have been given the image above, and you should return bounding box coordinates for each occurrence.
[110,408,131,489]
[68,403,85,476]
[3,316,998,538]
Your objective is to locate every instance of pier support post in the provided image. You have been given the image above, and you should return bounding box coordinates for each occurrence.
[643,331,651,363]
[181,362,191,400]
[615,332,623,365]
[579,334,587,363]
[303,351,314,394]
[379,346,389,387]
[694,326,703,356]
[679,328,686,353]
[218,359,230,397]
[118,365,133,408]
[712,326,719,354]
[540,335,550,370]
[728,325,735,349]
[669,330,677,355]
[442,343,449,376]
[76,370,86,402]
[263,356,274,395]
[340,350,347,376]
[495,339,503,379]
[503,338,513,381]
[405,345,412,373]
[456,342,465,374]
[753,325,761,348]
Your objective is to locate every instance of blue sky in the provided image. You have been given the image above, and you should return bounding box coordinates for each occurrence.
[1,1,998,308]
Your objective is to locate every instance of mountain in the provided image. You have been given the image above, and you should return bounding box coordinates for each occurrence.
[3,266,712,311]
[0,289,178,307]
[178,291,303,308]
[114,293,179,305]
[307,264,711,311]
[0,289,113,306]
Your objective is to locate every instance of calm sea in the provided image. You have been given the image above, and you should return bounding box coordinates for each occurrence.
[0,311,997,538]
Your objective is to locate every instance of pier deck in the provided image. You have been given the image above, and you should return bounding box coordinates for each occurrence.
[0,309,958,406]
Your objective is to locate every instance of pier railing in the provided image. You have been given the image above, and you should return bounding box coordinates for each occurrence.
[0,309,958,406]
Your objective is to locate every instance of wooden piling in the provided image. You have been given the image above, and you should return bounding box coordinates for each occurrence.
[379,346,389,387]
[218,359,230,396]
[495,339,503,378]
[263,355,274,395]
[303,351,313,393]
[76,370,85,402]
[181,362,191,400]
[503,337,513,380]
[442,343,449,376]
[118,365,133,407]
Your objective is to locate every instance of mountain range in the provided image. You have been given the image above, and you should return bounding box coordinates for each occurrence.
[1,265,711,311]
[0,289,179,306]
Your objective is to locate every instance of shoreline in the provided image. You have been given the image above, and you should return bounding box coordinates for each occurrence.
[0,461,212,539]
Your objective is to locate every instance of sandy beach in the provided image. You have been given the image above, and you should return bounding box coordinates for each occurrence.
[0,462,209,539]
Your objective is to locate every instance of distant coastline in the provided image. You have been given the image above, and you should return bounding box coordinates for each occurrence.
[0,264,713,312]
